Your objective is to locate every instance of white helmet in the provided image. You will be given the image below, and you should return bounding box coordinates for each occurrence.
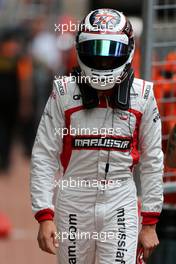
[76,9,135,90]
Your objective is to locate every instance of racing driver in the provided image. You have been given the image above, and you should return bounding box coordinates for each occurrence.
[30,9,163,264]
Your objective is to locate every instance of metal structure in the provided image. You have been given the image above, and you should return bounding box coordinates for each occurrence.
[142,3,176,263]
[142,0,176,178]
[142,0,176,80]
[141,0,155,80]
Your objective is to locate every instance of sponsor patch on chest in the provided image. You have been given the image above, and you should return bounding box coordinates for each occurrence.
[72,137,131,151]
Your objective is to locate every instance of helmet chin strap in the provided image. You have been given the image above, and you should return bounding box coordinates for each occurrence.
[72,67,134,110]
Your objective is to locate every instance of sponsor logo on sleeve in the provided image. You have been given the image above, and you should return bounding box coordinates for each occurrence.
[153,113,160,123]
[152,107,158,114]
[54,79,65,96]
[143,85,151,100]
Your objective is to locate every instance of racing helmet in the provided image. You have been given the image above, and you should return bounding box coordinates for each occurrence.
[76,9,135,90]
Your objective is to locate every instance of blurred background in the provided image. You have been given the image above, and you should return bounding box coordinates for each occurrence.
[0,0,176,263]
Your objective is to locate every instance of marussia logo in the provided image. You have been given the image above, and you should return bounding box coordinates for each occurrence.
[72,137,131,151]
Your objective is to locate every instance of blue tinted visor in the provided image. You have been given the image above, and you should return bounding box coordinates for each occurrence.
[77,40,130,70]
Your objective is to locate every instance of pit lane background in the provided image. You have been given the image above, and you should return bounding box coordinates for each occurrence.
[0,0,176,263]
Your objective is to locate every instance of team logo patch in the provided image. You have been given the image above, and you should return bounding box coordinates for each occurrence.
[90,9,120,30]
[72,137,131,151]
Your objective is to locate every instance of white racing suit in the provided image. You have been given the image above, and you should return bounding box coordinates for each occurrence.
[30,76,163,264]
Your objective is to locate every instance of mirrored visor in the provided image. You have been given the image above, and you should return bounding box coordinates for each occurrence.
[77,39,129,57]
